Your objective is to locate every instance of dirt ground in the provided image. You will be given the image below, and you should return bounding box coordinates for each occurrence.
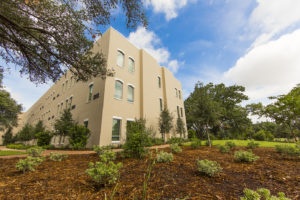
[0,146,299,200]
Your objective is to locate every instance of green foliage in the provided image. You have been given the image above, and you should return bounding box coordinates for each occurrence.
[170,143,182,153]
[253,130,274,141]
[247,141,260,149]
[36,131,52,146]
[16,123,34,141]
[93,145,113,156]
[176,117,186,138]
[34,121,46,138]
[99,150,116,163]
[240,188,291,200]
[142,153,156,200]
[234,150,259,162]
[54,109,74,143]
[156,151,173,163]
[16,156,45,173]
[205,140,213,146]
[2,127,14,145]
[217,145,231,153]
[26,146,44,157]
[196,159,222,177]
[68,124,91,149]
[225,141,236,149]
[167,137,185,145]
[191,139,202,149]
[6,143,31,149]
[275,145,300,157]
[159,108,174,142]
[85,161,122,187]
[188,129,196,139]
[150,138,164,146]
[296,141,300,149]
[49,152,68,161]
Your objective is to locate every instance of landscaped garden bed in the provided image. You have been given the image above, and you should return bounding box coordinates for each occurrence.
[0,146,299,199]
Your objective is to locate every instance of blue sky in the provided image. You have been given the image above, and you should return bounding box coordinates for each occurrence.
[3,0,300,113]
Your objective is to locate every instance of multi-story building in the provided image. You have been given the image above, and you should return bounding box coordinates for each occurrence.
[4,27,186,147]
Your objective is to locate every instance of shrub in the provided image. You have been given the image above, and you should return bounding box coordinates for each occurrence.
[217,145,231,153]
[196,159,222,177]
[85,161,122,187]
[16,156,45,173]
[99,150,116,162]
[156,151,173,163]
[68,124,90,149]
[240,188,291,200]
[36,131,52,146]
[6,144,31,149]
[167,137,185,145]
[170,143,182,153]
[26,146,44,157]
[2,127,15,145]
[247,141,260,149]
[275,145,300,157]
[49,152,68,161]
[253,130,274,141]
[295,141,300,149]
[225,141,236,149]
[150,138,164,146]
[188,129,196,139]
[205,140,213,146]
[191,139,201,149]
[93,145,113,156]
[234,150,259,162]
[123,132,150,159]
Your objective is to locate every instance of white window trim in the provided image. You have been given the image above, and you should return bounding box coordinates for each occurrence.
[127,118,135,122]
[117,49,125,68]
[114,79,124,101]
[117,48,125,54]
[88,82,94,86]
[128,83,135,88]
[128,56,135,61]
[69,95,73,98]
[84,118,88,122]
[114,78,124,83]
[113,116,122,120]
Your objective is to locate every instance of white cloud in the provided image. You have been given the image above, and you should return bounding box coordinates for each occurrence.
[128,26,182,73]
[143,0,196,21]
[224,28,300,102]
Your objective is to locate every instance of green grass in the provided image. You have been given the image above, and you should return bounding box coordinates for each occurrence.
[0,150,27,156]
[183,140,296,148]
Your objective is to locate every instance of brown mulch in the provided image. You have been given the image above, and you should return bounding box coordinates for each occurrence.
[0,146,299,200]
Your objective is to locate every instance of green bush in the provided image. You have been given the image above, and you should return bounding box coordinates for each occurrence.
[16,156,45,173]
[49,152,68,161]
[275,145,300,157]
[234,150,259,162]
[247,141,260,149]
[217,145,231,153]
[191,139,201,149]
[2,127,15,145]
[6,144,31,149]
[225,141,236,149]
[188,129,196,139]
[167,137,185,145]
[205,140,213,146]
[26,146,44,157]
[68,124,90,149]
[156,151,173,163]
[93,145,113,156]
[85,161,122,186]
[196,159,222,177]
[296,142,300,149]
[240,188,291,200]
[36,131,52,146]
[99,150,116,162]
[150,138,164,146]
[253,130,274,141]
[170,143,182,153]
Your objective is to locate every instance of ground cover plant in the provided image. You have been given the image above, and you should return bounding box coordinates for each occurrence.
[275,144,300,158]
[156,151,173,163]
[234,150,259,162]
[170,143,182,153]
[240,188,291,200]
[49,153,68,162]
[247,140,260,149]
[0,146,299,199]
[196,159,222,177]
[0,150,27,156]
[26,146,44,157]
[16,156,45,173]
[216,144,231,153]
[6,144,32,149]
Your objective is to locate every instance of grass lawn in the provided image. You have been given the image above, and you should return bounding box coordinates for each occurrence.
[183,139,296,148]
[0,151,27,156]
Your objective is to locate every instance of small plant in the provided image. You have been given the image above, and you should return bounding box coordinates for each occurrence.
[26,146,44,157]
[93,145,113,156]
[167,137,185,145]
[99,150,116,162]
[247,141,260,149]
[205,140,213,146]
[49,152,68,161]
[275,144,300,157]
[6,144,31,149]
[170,143,182,153]
[196,159,222,177]
[225,141,236,149]
[16,156,45,173]
[240,188,291,200]
[156,151,173,163]
[191,139,201,149]
[142,152,156,200]
[85,161,122,187]
[234,150,259,162]
[217,145,231,153]
[295,141,300,149]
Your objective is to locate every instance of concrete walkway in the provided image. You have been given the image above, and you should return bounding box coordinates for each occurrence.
[0,144,170,159]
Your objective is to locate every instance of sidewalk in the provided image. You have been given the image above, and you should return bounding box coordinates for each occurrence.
[0,144,170,159]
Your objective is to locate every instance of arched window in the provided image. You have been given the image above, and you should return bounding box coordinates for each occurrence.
[117,50,124,67]
[88,84,93,102]
[114,80,123,99]
[128,57,135,73]
[127,85,134,102]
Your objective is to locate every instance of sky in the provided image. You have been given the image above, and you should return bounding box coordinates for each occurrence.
[2,0,300,117]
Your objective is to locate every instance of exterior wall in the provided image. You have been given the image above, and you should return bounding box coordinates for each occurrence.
[9,27,187,147]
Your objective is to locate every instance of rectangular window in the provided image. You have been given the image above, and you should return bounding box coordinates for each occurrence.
[127,85,134,102]
[88,84,93,102]
[114,80,123,99]
[84,120,88,128]
[62,83,64,92]
[159,98,163,111]
[178,90,181,99]
[69,97,72,108]
[117,50,124,67]
[158,77,161,88]
[128,57,135,73]
[175,88,178,97]
[60,103,63,112]
[180,107,183,117]
[65,80,68,91]
[57,105,60,114]
[70,77,73,88]
[112,118,121,142]
[177,106,180,117]
[65,99,68,109]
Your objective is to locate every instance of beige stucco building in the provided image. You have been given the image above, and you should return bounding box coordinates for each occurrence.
[1,27,186,147]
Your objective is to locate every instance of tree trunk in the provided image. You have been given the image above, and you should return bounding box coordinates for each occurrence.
[288,124,298,142]
[206,124,211,147]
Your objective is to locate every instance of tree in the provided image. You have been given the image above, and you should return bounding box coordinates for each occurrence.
[2,127,14,145]
[36,130,52,146]
[0,0,147,84]
[159,108,173,142]
[68,124,90,149]
[16,123,34,142]
[33,120,45,136]
[176,117,186,138]
[54,108,74,144]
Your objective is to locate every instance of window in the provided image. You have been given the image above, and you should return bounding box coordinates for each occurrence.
[127,85,134,102]
[180,107,183,117]
[177,106,180,117]
[69,97,73,108]
[117,50,124,67]
[114,80,123,99]
[65,99,68,109]
[65,80,68,91]
[158,77,161,88]
[88,84,93,102]
[159,98,163,111]
[128,57,135,73]
[112,118,121,142]
[84,119,88,128]
[62,83,64,92]
[57,105,60,114]
[70,77,73,88]
[178,90,181,99]
[175,88,178,97]
[60,102,63,112]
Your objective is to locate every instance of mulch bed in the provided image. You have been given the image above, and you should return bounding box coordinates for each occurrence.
[0,146,299,200]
